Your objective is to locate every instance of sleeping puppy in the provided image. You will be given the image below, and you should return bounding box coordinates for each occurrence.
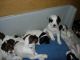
[44,15,61,44]
[24,30,50,44]
[23,30,50,45]
[0,32,23,60]
[1,39,16,54]
[0,39,19,60]
[14,34,48,60]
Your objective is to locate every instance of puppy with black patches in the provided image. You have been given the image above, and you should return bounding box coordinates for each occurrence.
[1,39,17,53]
[14,34,48,60]
[0,32,23,60]
[0,38,19,60]
[44,15,61,44]
[23,30,50,45]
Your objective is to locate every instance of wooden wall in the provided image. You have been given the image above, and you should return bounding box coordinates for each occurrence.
[0,0,80,19]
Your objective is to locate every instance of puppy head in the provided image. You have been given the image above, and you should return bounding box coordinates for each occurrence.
[1,39,17,53]
[29,35,38,44]
[0,32,5,40]
[39,32,50,44]
[48,15,61,28]
[23,34,38,44]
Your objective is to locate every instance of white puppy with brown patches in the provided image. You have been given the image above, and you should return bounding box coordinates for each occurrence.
[14,34,48,60]
[44,15,61,45]
[23,30,50,45]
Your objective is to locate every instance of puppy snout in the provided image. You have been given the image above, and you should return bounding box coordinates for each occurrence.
[53,24,56,27]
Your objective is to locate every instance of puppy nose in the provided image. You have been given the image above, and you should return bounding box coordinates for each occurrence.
[53,24,56,27]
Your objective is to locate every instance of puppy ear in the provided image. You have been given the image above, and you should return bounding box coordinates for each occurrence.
[7,39,16,46]
[23,34,30,40]
[49,18,53,23]
[0,32,5,40]
[57,16,61,25]
[59,25,63,30]
[39,32,46,38]
[1,42,8,52]
[29,35,38,44]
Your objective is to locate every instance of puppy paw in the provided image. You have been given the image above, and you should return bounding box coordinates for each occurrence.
[50,36,55,41]
[40,54,48,59]
[53,37,55,41]
[58,40,62,45]
[30,54,48,60]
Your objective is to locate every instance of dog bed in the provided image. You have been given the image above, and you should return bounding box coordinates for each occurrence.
[23,37,69,60]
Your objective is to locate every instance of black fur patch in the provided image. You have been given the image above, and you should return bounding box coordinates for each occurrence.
[39,32,46,38]
[57,16,61,25]
[66,52,79,60]
[59,24,68,31]
[39,36,50,44]
[0,32,5,40]
[29,35,38,44]
[39,32,50,44]
[49,18,53,23]
[1,39,16,53]
[14,35,19,38]
[23,34,30,40]
[59,25,63,30]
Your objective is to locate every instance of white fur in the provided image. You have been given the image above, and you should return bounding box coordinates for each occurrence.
[44,15,61,44]
[14,35,48,60]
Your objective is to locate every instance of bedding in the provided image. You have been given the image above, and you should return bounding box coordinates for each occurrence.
[23,37,69,60]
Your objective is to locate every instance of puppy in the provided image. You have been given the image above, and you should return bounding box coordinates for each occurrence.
[14,34,48,60]
[0,39,19,60]
[1,39,16,54]
[60,25,80,59]
[23,30,50,45]
[0,32,23,60]
[59,24,73,39]
[44,15,61,44]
